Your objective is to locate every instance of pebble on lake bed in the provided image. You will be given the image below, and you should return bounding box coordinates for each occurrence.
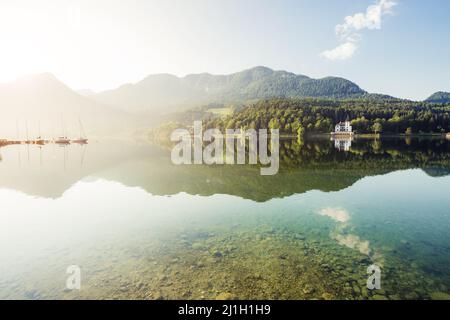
[215,292,236,300]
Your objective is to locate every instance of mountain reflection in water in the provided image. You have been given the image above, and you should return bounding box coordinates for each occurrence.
[1,137,450,201]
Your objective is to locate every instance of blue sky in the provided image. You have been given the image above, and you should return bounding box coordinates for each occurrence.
[0,0,449,100]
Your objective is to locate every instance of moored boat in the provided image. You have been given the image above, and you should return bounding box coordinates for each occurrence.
[72,118,88,144]
[55,136,70,145]
[71,138,88,144]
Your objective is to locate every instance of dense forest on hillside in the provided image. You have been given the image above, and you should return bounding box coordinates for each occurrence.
[203,98,450,135]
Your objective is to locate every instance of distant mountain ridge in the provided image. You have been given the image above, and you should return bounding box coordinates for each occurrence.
[91,66,371,114]
[1,69,448,139]
[0,73,141,138]
[426,91,450,104]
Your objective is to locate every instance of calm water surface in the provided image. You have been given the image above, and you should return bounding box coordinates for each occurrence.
[0,137,450,300]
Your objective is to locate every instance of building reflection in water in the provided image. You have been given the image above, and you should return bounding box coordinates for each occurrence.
[331,136,353,151]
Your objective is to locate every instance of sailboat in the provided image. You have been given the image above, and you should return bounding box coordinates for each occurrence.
[55,115,70,145]
[55,136,70,145]
[71,118,88,144]
[35,121,46,145]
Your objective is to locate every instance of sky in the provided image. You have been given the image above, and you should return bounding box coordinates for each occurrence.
[0,0,449,100]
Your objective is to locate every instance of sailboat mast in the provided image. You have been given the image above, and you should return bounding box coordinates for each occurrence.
[78,117,86,138]
[16,119,20,141]
[26,120,29,142]
[61,114,65,138]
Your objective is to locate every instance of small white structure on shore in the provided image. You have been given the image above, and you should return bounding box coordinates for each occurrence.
[333,121,353,134]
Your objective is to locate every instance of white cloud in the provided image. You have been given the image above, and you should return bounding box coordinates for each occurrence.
[321,0,397,61]
[320,42,358,61]
[336,0,396,36]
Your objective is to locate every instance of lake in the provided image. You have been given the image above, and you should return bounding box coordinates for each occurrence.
[0,137,450,300]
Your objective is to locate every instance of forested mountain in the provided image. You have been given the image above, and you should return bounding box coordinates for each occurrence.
[426,92,450,104]
[91,66,369,115]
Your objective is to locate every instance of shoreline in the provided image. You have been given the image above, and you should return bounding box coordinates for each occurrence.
[148,132,449,144]
[292,133,449,140]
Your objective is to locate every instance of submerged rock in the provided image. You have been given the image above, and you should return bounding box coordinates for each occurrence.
[352,285,361,295]
[321,293,334,300]
[404,292,419,300]
[153,292,165,300]
[216,292,236,300]
[372,294,388,300]
[191,243,204,250]
[24,290,40,299]
[430,291,450,300]
[302,285,315,295]
[294,234,306,240]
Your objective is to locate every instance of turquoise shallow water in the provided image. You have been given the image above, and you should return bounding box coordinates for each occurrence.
[0,137,449,299]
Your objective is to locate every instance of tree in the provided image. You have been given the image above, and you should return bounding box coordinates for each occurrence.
[352,117,370,133]
[297,124,305,139]
[405,127,413,135]
[297,124,305,147]
[268,118,280,130]
[373,122,383,134]
[291,119,302,134]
